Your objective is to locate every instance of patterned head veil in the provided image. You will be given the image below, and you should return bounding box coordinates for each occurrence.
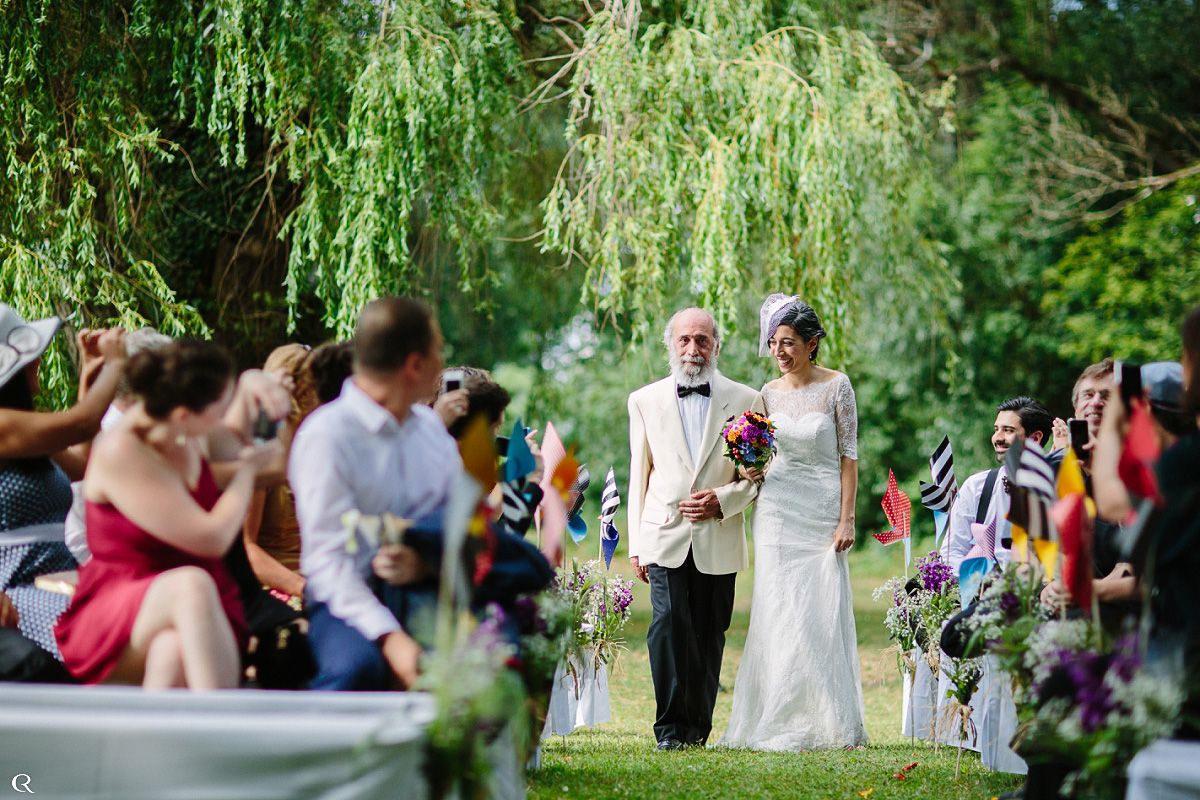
[758,294,801,357]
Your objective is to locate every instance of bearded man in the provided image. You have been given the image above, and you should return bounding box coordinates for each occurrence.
[626,307,763,750]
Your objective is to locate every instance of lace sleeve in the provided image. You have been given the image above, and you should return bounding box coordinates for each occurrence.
[834,374,858,460]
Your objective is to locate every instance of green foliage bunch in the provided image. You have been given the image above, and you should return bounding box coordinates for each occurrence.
[0,1,209,404]
[172,0,529,337]
[541,0,932,355]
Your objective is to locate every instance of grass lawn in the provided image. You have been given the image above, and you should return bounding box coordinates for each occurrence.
[528,543,1024,800]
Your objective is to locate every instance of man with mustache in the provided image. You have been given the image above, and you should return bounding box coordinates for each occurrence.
[941,396,1054,570]
[627,307,763,751]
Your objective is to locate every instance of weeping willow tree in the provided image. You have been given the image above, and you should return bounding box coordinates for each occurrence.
[1,0,939,405]
[539,0,944,352]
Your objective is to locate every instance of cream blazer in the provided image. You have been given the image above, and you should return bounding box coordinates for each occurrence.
[627,372,764,574]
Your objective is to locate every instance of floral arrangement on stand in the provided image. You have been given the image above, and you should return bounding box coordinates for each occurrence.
[1012,620,1182,799]
[557,559,636,684]
[874,550,969,745]
[417,607,529,800]
[957,560,1053,694]
[950,558,1183,796]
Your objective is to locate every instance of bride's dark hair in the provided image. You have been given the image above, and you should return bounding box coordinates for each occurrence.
[774,302,827,362]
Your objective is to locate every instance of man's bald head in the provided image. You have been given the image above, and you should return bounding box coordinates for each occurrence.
[663,307,720,355]
[354,297,436,374]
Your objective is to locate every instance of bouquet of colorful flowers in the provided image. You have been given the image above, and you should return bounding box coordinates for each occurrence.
[720,410,777,471]
[1014,623,1182,799]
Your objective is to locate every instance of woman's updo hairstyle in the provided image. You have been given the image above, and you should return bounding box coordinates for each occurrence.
[774,301,827,363]
[127,339,235,420]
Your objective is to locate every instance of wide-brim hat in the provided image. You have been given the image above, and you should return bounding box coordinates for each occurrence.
[0,303,61,390]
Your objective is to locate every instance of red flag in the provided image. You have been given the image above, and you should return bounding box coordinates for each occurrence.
[882,469,911,537]
[1053,492,1092,609]
[873,528,907,546]
[873,470,912,546]
[1118,400,1162,504]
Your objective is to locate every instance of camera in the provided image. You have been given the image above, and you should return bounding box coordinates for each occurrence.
[253,408,280,445]
[1115,360,1143,408]
[1068,418,1090,454]
[441,368,465,394]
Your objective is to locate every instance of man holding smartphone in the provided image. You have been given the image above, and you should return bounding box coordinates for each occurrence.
[1051,358,1115,459]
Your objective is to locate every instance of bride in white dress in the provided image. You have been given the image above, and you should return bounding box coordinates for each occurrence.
[719,294,868,751]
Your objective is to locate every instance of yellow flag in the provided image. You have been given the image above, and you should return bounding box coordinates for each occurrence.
[1031,538,1059,579]
[1010,523,1029,561]
[1057,448,1086,499]
[457,414,497,490]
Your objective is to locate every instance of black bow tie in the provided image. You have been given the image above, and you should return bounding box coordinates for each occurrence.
[677,383,711,398]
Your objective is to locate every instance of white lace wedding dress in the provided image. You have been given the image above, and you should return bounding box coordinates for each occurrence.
[719,374,868,751]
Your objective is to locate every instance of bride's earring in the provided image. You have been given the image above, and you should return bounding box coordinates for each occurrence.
[175,433,187,446]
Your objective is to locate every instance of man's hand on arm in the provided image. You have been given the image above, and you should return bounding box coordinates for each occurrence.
[629,556,649,584]
[378,630,422,689]
[678,489,722,522]
[372,544,427,586]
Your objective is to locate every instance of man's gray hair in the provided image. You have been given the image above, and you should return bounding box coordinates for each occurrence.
[662,308,721,353]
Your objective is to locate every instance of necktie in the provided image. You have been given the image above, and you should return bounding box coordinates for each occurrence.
[677,383,711,398]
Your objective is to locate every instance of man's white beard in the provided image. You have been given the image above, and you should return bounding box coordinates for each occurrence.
[670,352,717,388]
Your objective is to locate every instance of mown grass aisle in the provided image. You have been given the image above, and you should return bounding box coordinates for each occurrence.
[529,546,1023,800]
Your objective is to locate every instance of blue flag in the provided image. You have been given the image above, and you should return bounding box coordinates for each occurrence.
[599,467,621,569]
[959,557,992,606]
[504,419,536,483]
[933,509,950,550]
[568,513,588,544]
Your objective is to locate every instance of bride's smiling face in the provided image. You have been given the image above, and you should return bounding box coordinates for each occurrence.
[767,325,817,374]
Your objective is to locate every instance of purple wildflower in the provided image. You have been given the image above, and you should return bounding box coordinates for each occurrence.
[916,551,957,594]
[999,591,1021,622]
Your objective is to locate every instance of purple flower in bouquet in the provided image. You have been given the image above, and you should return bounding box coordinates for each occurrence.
[1064,651,1117,733]
[471,604,508,653]
[513,595,546,635]
[999,591,1021,622]
[916,551,956,594]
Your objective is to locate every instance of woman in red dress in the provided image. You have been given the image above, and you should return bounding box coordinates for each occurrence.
[56,340,285,689]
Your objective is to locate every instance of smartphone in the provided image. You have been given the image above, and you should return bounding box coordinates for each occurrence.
[1068,418,1090,453]
[1115,361,1143,408]
[253,408,279,444]
[442,368,465,394]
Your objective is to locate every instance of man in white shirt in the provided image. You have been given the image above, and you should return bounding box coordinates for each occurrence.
[627,308,763,749]
[941,396,1053,570]
[290,298,462,690]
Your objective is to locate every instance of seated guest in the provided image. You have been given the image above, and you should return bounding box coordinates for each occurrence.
[1041,360,1135,622]
[941,396,1053,570]
[242,344,318,598]
[65,326,173,564]
[290,298,462,691]
[54,341,284,688]
[309,340,354,406]
[0,303,128,657]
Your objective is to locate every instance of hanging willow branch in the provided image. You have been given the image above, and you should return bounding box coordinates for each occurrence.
[540,0,935,352]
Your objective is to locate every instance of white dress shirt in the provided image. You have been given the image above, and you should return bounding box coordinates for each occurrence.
[676,386,711,466]
[941,467,1012,571]
[289,379,462,641]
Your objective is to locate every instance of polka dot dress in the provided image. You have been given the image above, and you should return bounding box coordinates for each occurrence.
[0,458,78,658]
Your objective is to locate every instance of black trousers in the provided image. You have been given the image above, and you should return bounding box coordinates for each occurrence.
[646,550,736,745]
